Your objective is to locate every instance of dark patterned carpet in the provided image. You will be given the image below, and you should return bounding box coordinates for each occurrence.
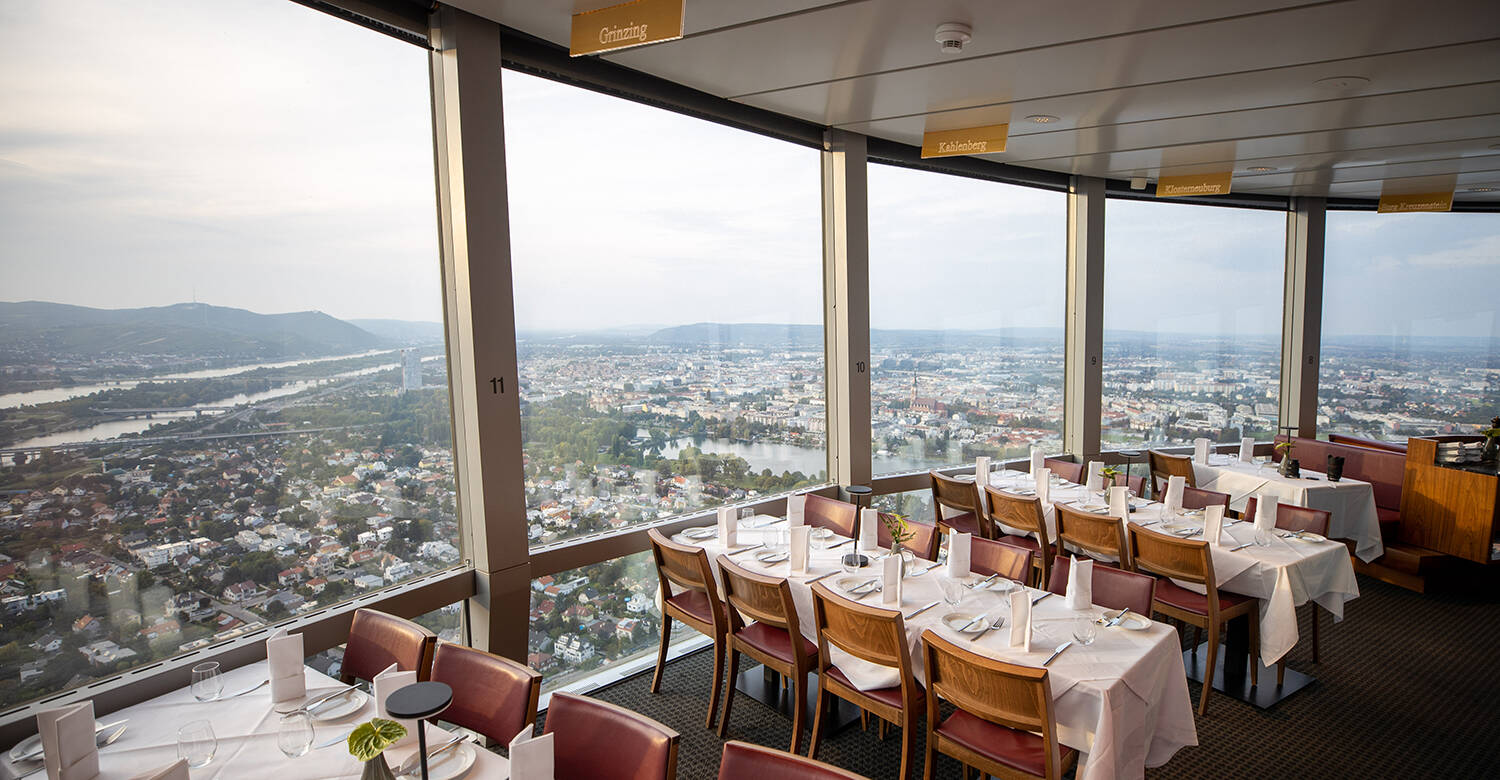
[537,574,1500,779]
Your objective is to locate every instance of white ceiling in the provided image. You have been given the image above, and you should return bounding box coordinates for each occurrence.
[455,0,1500,202]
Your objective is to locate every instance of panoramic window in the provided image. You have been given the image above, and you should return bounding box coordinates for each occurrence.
[1101,199,1284,449]
[1318,211,1500,441]
[0,1,452,710]
[868,165,1066,476]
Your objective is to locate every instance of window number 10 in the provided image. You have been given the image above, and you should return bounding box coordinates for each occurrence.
[489,377,504,394]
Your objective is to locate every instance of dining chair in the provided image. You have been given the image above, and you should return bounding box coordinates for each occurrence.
[1125,524,1260,715]
[809,582,925,780]
[647,528,730,728]
[716,555,818,754]
[919,630,1077,780]
[1245,497,1333,683]
[1042,457,1083,484]
[1147,450,1197,493]
[543,692,679,780]
[1053,502,1130,569]
[804,494,859,537]
[718,741,871,779]
[1110,471,1147,497]
[1045,555,1156,616]
[877,514,941,561]
[983,487,1056,588]
[1179,485,1231,511]
[428,641,540,744]
[969,536,1033,582]
[929,471,988,538]
[340,608,436,685]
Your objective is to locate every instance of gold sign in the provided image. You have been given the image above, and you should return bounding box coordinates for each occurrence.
[570,0,685,57]
[920,124,1009,158]
[1377,191,1453,213]
[1156,172,1233,197]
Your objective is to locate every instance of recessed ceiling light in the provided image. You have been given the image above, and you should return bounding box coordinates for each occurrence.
[1314,76,1370,90]
[1025,114,1059,124]
[1467,187,1496,193]
[1246,166,1277,173]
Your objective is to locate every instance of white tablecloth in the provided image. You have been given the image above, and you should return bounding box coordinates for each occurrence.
[1,661,508,780]
[687,518,1197,780]
[1191,456,1384,562]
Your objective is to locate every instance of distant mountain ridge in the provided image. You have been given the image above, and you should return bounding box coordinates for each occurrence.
[348,318,445,345]
[0,301,387,359]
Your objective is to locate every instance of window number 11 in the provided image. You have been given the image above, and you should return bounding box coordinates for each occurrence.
[489,377,504,394]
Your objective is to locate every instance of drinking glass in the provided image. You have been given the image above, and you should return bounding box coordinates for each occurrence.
[1072,619,1097,646]
[769,528,789,554]
[939,577,966,611]
[739,506,756,526]
[1254,528,1273,547]
[190,662,223,702]
[177,720,217,768]
[277,712,314,758]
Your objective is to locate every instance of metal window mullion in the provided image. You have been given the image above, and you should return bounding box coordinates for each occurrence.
[1065,176,1105,460]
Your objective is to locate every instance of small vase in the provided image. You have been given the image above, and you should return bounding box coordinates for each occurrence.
[361,756,396,780]
[1277,456,1295,478]
[892,542,912,577]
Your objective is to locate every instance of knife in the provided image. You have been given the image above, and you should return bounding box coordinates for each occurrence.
[968,573,999,590]
[397,733,470,776]
[827,539,853,549]
[314,729,353,749]
[1031,591,1052,606]
[903,601,940,619]
[804,570,840,584]
[1230,541,1254,551]
[1105,607,1132,627]
[1043,641,1074,666]
[296,683,359,714]
[224,679,268,699]
[727,543,765,557]
[16,721,128,761]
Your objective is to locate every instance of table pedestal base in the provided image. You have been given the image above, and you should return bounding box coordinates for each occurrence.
[735,666,861,733]
[1183,643,1316,708]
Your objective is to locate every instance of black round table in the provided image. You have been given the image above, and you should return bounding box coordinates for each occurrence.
[385,681,453,780]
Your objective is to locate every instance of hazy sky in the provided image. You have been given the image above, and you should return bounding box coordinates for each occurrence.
[2,1,1496,338]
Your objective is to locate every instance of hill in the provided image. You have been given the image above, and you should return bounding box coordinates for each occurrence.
[348,318,445,345]
[0,301,387,359]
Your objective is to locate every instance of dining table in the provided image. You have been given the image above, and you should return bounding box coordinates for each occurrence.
[0,660,506,780]
[1191,454,1384,562]
[679,516,1198,780]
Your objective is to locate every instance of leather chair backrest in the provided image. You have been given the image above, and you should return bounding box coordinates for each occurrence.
[543,692,679,780]
[970,536,1032,581]
[1043,457,1083,483]
[717,741,871,779]
[1273,435,1404,511]
[876,515,940,561]
[341,608,436,685]
[429,642,540,744]
[1245,498,1331,536]
[1046,555,1156,616]
[803,494,858,537]
[1180,485,1230,511]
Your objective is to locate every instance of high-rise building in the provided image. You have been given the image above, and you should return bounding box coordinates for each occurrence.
[402,348,423,392]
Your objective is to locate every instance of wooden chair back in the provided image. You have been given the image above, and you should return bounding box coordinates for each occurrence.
[1043,457,1083,484]
[1148,450,1197,490]
[647,528,724,624]
[804,494,858,537]
[920,630,1066,778]
[809,582,910,671]
[877,515,940,561]
[929,471,989,537]
[717,555,800,639]
[1244,498,1331,535]
[1053,502,1129,568]
[1126,524,1217,598]
[969,536,1032,581]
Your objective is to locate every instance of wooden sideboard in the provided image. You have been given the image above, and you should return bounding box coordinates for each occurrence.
[1399,437,1500,564]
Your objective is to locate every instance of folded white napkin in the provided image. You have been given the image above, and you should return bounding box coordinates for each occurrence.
[1164,475,1186,512]
[1030,447,1045,477]
[1204,505,1226,546]
[882,554,901,606]
[1108,485,1130,521]
[858,508,878,551]
[37,701,97,780]
[946,530,971,580]
[267,628,305,703]
[1085,461,1104,493]
[509,727,555,780]
[1239,437,1256,462]
[717,507,737,547]
[374,663,418,748]
[1035,467,1051,504]
[975,456,991,486]
[787,495,806,527]
[1065,555,1093,611]
[789,525,810,573]
[1254,494,1279,533]
[1194,438,1211,464]
[1008,590,1032,652]
[130,759,189,780]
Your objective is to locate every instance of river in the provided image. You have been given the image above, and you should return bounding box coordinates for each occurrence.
[0,349,397,409]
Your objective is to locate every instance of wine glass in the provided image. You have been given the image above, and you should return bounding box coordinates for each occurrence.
[177,720,217,768]
[939,576,966,612]
[190,662,222,702]
[1072,618,1097,647]
[277,712,314,758]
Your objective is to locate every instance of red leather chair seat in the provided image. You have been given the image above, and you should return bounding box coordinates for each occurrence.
[735,622,816,665]
[1153,578,1253,615]
[666,589,715,624]
[997,534,1041,553]
[935,709,1076,777]
[826,667,923,710]
[941,511,982,536]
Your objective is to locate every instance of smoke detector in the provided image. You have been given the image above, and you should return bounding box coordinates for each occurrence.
[935,23,972,55]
